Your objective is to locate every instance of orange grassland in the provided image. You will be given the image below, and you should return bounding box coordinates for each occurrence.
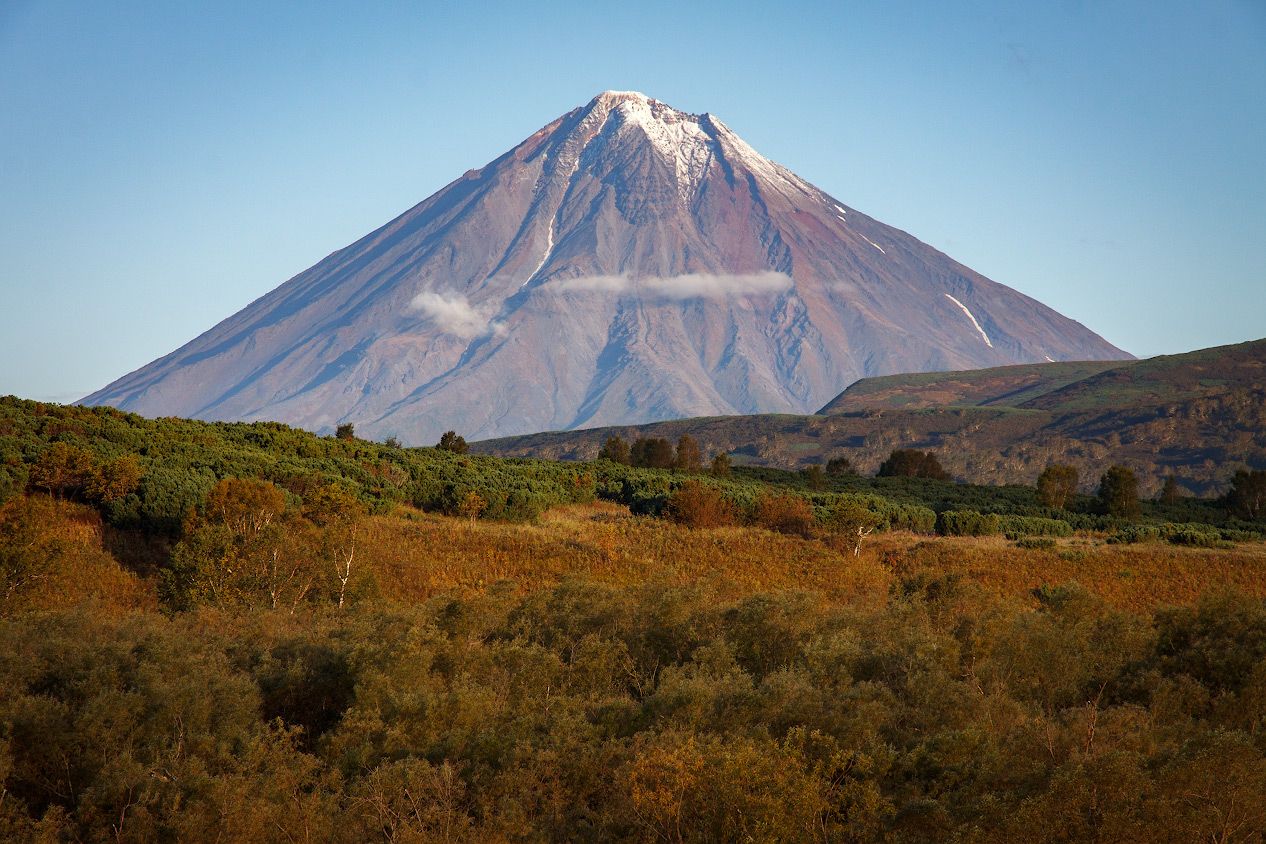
[357,501,1266,614]
[7,496,1265,616]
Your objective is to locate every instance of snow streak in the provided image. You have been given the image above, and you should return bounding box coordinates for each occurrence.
[859,234,886,255]
[521,220,555,289]
[944,294,993,348]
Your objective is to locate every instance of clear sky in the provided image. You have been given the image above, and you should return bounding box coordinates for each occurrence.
[2,0,1263,403]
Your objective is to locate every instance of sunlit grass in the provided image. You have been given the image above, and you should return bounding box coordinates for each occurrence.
[359,501,891,609]
[358,502,1266,614]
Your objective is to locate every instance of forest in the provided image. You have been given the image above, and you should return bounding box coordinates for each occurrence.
[2,395,1266,842]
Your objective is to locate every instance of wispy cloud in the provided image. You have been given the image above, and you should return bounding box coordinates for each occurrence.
[411,291,498,339]
[547,271,793,300]
[411,272,793,339]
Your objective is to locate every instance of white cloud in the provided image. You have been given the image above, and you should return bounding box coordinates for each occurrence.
[410,291,490,339]
[410,272,794,340]
[546,271,793,300]
[648,271,793,299]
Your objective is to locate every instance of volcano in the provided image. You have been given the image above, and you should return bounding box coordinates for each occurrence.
[84,91,1130,443]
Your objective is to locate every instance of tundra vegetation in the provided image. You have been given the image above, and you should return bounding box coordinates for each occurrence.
[1,395,1265,842]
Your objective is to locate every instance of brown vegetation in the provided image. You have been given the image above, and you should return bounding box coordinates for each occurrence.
[3,487,1266,842]
[7,490,1266,620]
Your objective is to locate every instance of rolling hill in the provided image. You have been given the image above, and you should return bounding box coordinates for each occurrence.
[473,338,1266,495]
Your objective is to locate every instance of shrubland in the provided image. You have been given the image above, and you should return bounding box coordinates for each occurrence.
[1,395,1265,841]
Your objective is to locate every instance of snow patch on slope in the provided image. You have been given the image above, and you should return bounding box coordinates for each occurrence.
[859,234,886,255]
[599,93,715,201]
[587,91,820,206]
[944,294,993,348]
[521,219,555,289]
[708,115,807,195]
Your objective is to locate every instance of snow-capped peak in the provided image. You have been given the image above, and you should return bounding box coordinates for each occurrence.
[577,92,712,201]
[593,90,653,105]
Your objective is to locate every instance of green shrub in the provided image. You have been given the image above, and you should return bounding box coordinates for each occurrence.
[1162,524,1235,549]
[1016,537,1057,550]
[936,509,1001,536]
[997,514,1074,538]
[1106,525,1162,545]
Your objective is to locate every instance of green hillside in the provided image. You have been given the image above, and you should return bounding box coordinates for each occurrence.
[1018,337,1266,411]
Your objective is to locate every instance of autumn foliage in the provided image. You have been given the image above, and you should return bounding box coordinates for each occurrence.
[1,396,1265,841]
[665,480,737,528]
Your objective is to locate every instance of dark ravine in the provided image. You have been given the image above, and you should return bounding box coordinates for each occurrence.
[85,91,1129,444]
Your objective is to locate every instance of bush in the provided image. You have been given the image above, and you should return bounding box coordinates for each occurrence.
[1016,537,1057,550]
[887,502,938,534]
[1106,525,1161,545]
[665,481,738,529]
[936,510,1001,537]
[996,515,1073,538]
[751,492,816,538]
[1161,524,1235,549]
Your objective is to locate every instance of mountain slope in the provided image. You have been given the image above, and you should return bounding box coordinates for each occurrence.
[819,338,1266,414]
[473,338,1266,495]
[84,91,1129,443]
[817,360,1126,413]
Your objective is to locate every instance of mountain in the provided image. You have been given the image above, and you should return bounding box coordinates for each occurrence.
[472,338,1266,496]
[84,91,1129,444]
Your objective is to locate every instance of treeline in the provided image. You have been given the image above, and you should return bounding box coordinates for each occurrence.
[3,579,1266,842]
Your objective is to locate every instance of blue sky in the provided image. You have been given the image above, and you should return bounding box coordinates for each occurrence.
[2,0,1263,403]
